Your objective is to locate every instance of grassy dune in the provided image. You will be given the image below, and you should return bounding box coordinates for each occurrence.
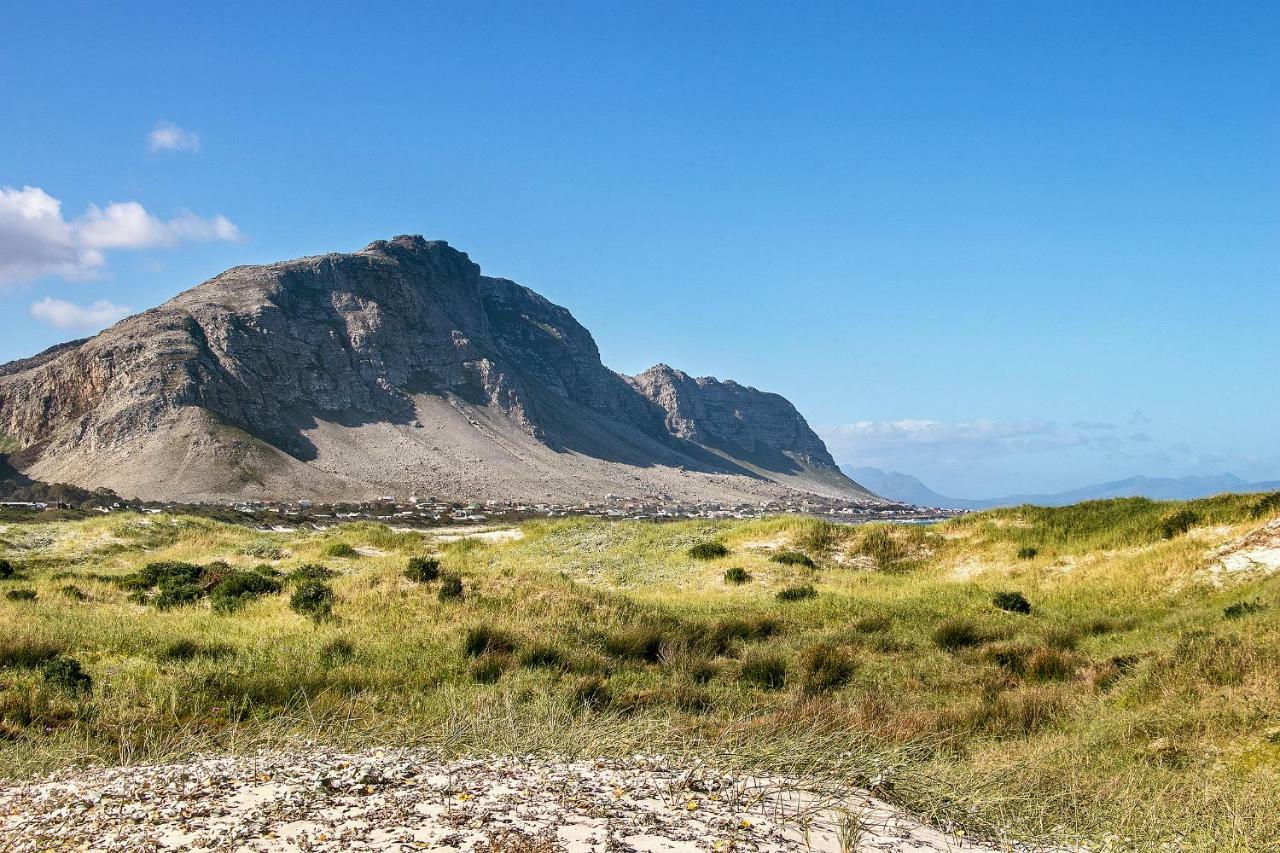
[2,495,1279,849]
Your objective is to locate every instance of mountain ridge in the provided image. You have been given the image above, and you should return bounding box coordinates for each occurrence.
[844,466,1280,508]
[0,236,877,504]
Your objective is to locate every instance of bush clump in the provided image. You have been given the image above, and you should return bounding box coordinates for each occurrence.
[60,584,87,601]
[239,541,283,560]
[160,639,234,661]
[210,570,282,613]
[437,573,464,601]
[776,584,817,602]
[800,642,856,693]
[770,550,816,568]
[41,657,91,692]
[570,675,612,710]
[518,643,565,670]
[405,556,441,583]
[932,618,988,651]
[290,580,336,622]
[287,564,336,585]
[1159,509,1198,539]
[5,588,37,602]
[723,567,751,585]
[603,625,666,663]
[1224,600,1265,619]
[739,653,788,690]
[993,591,1033,615]
[1016,546,1039,560]
[0,558,13,579]
[323,542,360,558]
[688,542,729,560]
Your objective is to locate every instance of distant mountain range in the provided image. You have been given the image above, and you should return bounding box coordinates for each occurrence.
[844,467,1280,509]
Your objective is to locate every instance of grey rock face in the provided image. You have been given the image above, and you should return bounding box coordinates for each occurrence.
[0,236,875,503]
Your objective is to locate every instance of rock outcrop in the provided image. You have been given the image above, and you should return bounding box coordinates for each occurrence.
[0,236,877,503]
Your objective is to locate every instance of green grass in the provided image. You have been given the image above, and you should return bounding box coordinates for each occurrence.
[0,495,1278,849]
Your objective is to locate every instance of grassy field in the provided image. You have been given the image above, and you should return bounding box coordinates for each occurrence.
[2,495,1278,850]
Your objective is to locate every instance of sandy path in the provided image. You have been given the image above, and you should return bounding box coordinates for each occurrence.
[0,751,1022,852]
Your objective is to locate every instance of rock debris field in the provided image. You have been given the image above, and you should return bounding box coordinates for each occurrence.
[0,751,1014,852]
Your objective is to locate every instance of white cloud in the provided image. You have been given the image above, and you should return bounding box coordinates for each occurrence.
[147,120,201,153]
[29,297,132,330]
[0,185,242,285]
[820,418,1090,466]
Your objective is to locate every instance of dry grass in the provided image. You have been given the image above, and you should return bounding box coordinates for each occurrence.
[0,494,1278,849]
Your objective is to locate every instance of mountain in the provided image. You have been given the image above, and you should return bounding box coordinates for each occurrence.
[844,467,1280,509]
[0,236,877,504]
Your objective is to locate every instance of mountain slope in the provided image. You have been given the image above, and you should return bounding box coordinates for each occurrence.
[0,236,876,503]
[845,466,1280,508]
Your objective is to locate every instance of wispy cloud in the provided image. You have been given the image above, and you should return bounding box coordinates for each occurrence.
[819,418,1089,466]
[147,120,201,153]
[0,185,241,286]
[29,297,132,330]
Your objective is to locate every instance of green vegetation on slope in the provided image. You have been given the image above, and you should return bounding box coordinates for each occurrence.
[0,494,1278,849]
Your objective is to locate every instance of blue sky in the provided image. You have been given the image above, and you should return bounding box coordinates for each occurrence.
[2,1,1276,496]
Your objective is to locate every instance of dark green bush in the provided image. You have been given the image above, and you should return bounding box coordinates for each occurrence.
[1250,492,1280,520]
[932,618,988,651]
[1224,600,1265,619]
[770,550,816,568]
[41,657,91,692]
[153,582,204,610]
[1016,546,1039,560]
[324,542,360,558]
[993,591,1032,614]
[464,625,518,657]
[739,653,788,689]
[60,584,87,601]
[287,564,336,585]
[776,584,816,602]
[0,558,13,579]
[210,570,282,613]
[437,573,464,601]
[723,567,751,585]
[290,581,336,622]
[1159,509,1198,539]
[688,542,729,560]
[240,541,283,560]
[801,643,856,693]
[405,556,441,583]
[131,561,204,589]
[5,588,37,602]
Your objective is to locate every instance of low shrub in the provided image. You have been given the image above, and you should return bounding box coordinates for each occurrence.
[993,591,1032,614]
[287,564,336,585]
[60,584,87,601]
[1159,509,1198,540]
[1016,546,1039,560]
[801,642,856,693]
[570,675,612,710]
[41,657,91,692]
[985,642,1034,675]
[776,584,816,602]
[770,551,816,568]
[239,541,283,560]
[739,653,788,690]
[0,558,13,579]
[290,581,336,622]
[5,588,37,602]
[464,625,518,657]
[438,574,464,601]
[210,570,282,613]
[688,542,729,560]
[932,618,988,651]
[723,567,751,585]
[323,542,359,558]
[1224,600,1266,619]
[0,636,63,668]
[405,556,441,583]
[153,582,204,610]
